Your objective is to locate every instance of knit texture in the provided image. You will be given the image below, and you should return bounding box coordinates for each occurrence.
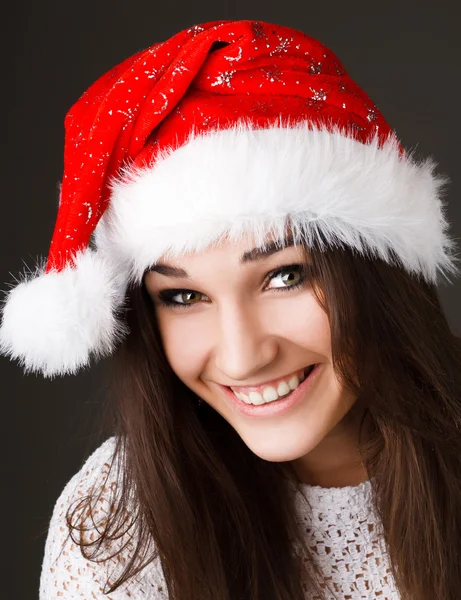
[39,437,400,599]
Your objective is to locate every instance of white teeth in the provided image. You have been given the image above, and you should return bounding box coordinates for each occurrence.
[233,373,305,405]
[234,391,248,403]
[288,375,300,390]
[277,381,291,396]
[262,386,279,402]
[248,391,265,405]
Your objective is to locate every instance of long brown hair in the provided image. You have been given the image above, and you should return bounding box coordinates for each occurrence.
[67,236,461,600]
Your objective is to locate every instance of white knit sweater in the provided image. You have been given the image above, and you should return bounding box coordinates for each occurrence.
[39,437,400,599]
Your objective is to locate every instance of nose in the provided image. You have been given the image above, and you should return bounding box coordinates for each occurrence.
[214,301,277,382]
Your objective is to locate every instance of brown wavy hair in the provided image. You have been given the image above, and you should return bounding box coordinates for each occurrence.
[67,237,461,600]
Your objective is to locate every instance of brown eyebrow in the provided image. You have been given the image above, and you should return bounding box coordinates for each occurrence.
[147,234,296,278]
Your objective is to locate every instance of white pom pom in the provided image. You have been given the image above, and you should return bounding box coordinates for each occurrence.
[0,249,129,378]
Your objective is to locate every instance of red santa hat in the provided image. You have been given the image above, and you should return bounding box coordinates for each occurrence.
[0,19,458,378]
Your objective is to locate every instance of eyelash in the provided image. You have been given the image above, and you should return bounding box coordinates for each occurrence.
[156,263,311,310]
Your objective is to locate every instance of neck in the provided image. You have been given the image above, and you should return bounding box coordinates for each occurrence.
[290,402,372,487]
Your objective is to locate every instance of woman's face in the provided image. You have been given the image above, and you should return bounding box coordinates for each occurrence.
[144,231,365,484]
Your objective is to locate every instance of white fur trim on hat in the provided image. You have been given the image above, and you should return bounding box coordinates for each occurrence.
[95,121,459,287]
[1,121,459,379]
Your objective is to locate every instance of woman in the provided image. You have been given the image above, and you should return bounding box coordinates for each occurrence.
[2,19,461,600]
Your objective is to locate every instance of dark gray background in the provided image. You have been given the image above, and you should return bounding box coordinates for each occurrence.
[5,1,460,598]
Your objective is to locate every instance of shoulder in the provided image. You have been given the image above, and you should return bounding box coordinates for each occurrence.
[39,437,167,599]
[39,437,117,599]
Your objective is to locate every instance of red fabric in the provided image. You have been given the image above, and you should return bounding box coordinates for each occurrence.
[46,19,398,273]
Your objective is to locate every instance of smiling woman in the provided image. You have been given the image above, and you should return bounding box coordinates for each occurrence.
[2,18,461,600]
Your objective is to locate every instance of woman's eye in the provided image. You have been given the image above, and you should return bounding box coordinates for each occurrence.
[157,264,308,309]
[266,266,303,290]
[171,291,202,306]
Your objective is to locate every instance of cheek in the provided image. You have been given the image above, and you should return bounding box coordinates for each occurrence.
[155,312,210,380]
[270,294,332,358]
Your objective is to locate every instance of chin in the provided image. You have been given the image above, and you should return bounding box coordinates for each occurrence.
[239,428,322,464]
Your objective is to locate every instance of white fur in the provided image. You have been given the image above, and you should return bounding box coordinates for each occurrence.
[95,121,459,287]
[1,121,459,377]
[0,249,130,378]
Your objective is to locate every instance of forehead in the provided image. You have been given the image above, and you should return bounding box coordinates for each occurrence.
[147,229,308,280]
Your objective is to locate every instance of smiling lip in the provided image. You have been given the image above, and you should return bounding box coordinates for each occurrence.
[217,363,322,419]
[228,365,313,395]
